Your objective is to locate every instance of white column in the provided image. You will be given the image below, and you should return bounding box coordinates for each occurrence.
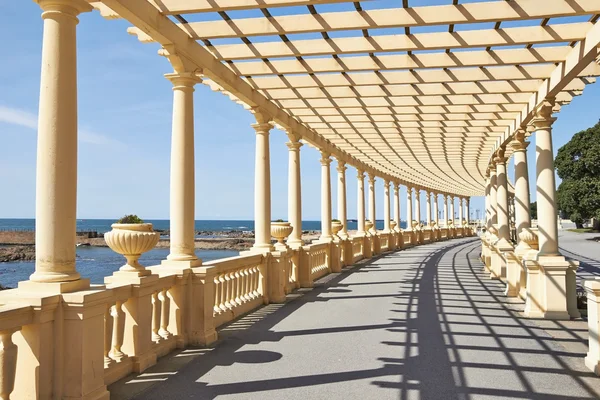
[251,117,274,251]
[465,198,470,224]
[165,73,201,264]
[511,130,531,240]
[450,196,455,224]
[490,167,498,226]
[485,177,491,228]
[368,173,376,233]
[31,0,92,284]
[383,180,391,232]
[406,186,413,227]
[443,194,448,225]
[426,191,432,226]
[495,149,510,243]
[533,100,560,256]
[286,134,303,247]
[319,152,333,242]
[433,193,439,226]
[357,170,366,235]
[414,189,421,224]
[393,182,401,231]
[336,159,348,239]
[458,196,464,225]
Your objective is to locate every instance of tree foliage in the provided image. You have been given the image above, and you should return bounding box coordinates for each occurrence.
[530,202,537,220]
[555,120,600,227]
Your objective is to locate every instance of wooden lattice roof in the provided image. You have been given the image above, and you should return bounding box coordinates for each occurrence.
[91,0,600,197]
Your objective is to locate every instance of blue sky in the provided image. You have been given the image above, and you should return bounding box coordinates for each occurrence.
[1,1,599,221]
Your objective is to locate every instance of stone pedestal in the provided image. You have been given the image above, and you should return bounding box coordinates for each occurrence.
[268,251,290,303]
[585,279,600,375]
[491,238,513,280]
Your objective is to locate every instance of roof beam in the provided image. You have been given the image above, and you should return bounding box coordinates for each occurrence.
[198,23,591,60]
[228,46,572,76]
[150,0,361,14]
[246,63,600,89]
[173,0,600,39]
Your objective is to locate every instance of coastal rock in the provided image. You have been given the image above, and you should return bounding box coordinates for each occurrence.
[0,245,36,262]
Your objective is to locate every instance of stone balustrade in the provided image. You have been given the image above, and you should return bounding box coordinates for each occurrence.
[0,228,476,399]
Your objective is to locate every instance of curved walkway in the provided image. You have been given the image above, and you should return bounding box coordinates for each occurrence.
[111,238,600,400]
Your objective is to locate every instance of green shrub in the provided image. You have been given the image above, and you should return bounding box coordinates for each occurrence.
[117,214,144,224]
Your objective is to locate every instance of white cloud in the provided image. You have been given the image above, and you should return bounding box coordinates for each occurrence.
[0,105,122,147]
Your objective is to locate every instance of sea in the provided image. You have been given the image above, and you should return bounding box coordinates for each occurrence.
[0,218,407,288]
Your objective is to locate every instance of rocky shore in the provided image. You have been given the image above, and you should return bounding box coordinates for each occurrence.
[0,230,323,262]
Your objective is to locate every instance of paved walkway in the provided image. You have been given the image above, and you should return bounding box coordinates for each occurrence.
[111,238,600,400]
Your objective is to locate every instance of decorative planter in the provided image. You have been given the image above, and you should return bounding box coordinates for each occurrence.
[105,223,160,276]
[518,227,539,250]
[390,220,397,230]
[271,221,293,247]
[411,220,419,231]
[365,220,374,232]
[332,221,343,236]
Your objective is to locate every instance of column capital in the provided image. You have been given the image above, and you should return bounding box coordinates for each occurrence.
[164,72,202,89]
[336,161,347,173]
[357,169,365,180]
[510,137,530,152]
[394,181,402,190]
[251,107,272,125]
[285,129,302,143]
[160,45,201,76]
[251,122,274,135]
[286,140,303,150]
[494,148,507,166]
[531,98,557,129]
[37,0,92,15]
[368,173,376,184]
[383,179,390,188]
[320,151,332,166]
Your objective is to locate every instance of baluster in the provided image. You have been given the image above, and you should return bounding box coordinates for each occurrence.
[218,274,228,312]
[214,275,222,314]
[110,301,125,362]
[241,267,250,301]
[103,305,114,368]
[252,266,260,297]
[151,292,161,343]
[233,270,242,305]
[0,328,18,400]
[224,273,232,309]
[158,289,171,340]
[231,271,239,306]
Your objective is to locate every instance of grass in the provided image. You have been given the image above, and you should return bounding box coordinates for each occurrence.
[567,228,600,233]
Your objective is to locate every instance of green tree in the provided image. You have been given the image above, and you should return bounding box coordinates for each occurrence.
[555,120,600,228]
[529,201,537,220]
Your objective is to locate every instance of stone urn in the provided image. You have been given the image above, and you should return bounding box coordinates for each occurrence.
[411,220,419,231]
[390,220,397,231]
[430,221,437,230]
[365,220,374,232]
[105,223,160,276]
[332,220,343,236]
[517,227,539,251]
[271,221,293,248]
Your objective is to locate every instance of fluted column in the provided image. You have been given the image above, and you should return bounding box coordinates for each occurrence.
[406,186,413,228]
[286,133,303,247]
[533,100,560,256]
[496,149,510,243]
[426,191,432,226]
[164,72,201,264]
[433,193,439,226]
[30,0,92,284]
[383,180,391,232]
[336,159,348,239]
[393,182,401,231]
[511,130,531,241]
[368,174,376,233]
[414,188,421,225]
[357,170,366,235]
[251,116,274,251]
[319,152,333,242]
[489,166,498,226]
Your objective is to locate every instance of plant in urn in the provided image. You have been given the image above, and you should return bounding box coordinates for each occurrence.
[105,215,160,277]
[271,219,293,250]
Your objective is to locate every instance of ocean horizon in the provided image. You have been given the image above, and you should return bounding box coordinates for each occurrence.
[0,218,408,233]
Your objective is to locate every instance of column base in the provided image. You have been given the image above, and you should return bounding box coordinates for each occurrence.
[18,278,90,294]
[585,355,600,376]
[161,259,203,268]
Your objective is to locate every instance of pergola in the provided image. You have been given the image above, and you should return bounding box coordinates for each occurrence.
[90,0,600,197]
[1,1,600,398]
